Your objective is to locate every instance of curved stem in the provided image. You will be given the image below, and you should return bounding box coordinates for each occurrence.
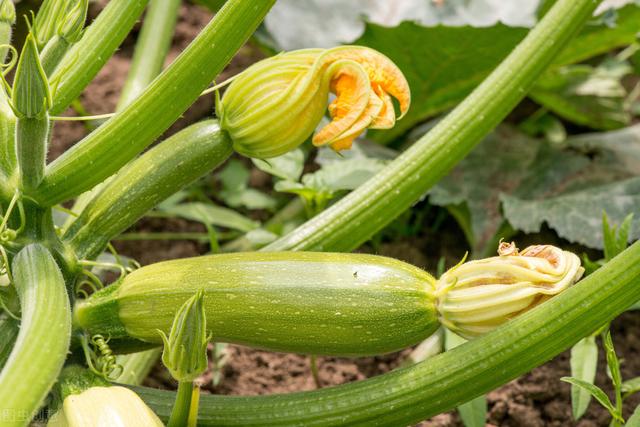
[264,0,600,253]
[0,244,71,427]
[40,35,71,76]
[80,0,182,387]
[117,0,182,109]
[49,0,149,115]
[63,120,233,261]
[136,240,640,426]
[35,0,275,207]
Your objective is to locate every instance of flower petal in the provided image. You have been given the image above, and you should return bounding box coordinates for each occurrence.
[324,46,411,119]
[312,60,371,148]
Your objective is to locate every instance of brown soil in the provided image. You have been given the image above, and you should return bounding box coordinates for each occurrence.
[48,3,640,426]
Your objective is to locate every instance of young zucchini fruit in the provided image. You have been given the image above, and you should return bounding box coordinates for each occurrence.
[74,252,439,356]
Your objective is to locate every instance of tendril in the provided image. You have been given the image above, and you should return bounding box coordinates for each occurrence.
[0,44,18,75]
[0,190,24,244]
[80,334,123,381]
[0,294,19,320]
[0,245,12,282]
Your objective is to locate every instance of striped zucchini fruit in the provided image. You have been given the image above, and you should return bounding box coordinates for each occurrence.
[74,252,439,356]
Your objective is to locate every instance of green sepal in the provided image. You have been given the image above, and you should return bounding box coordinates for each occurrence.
[12,33,51,118]
[159,290,209,383]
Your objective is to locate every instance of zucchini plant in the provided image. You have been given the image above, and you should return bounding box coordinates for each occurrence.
[0,0,638,425]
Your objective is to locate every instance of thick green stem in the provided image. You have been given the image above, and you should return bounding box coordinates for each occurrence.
[16,116,49,190]
[136,240,640,426]
[265,0,600,253]
[40,35,71,76]
[63,120,233,261]
[0,244,71,427]
[117,0,182,109]
[104,0,182,385]
[35,0,275,207]
[168,381,194,427]
[49,0,148,115]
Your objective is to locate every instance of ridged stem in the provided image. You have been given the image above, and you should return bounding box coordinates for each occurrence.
[167,381,194,427]
[34,0,275,207]
[48,0,148,114]
[40,35,71,76]
[264,0,601,253]
[107,0,182,386]
[136,240,640,426]
[117,0,182,109]
[0,245,71,427]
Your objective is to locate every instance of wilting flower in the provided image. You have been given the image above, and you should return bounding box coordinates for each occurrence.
[218,46,410,158]
[47,386,163,427]
[435,243,584,339]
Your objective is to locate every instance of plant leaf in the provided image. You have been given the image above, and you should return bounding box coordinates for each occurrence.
[627,404,640,427]
[430,126,539,254]
[622,376,640,397]
[158,202,259,233]
[569,336,599,420]
[561,377,616,415]
[253,149,305,182]
[529,60,632,130]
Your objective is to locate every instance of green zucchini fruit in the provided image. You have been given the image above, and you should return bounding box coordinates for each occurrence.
[74,252,439,356]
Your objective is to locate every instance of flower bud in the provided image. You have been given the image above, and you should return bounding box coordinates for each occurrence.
[218,46,410,158]
[12,33,50,118]
[435,243,584,339]
[0,0,15,24]
[47,386,164,427]
[58,0,88,43]
[159,290,209,382]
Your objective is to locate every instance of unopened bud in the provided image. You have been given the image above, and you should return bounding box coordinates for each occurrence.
[219,46,410,158]
[58,0,88,43]
[159,290,209,382]
[0,0,15,24]
[436,243,584,339]
[12,33,50,118]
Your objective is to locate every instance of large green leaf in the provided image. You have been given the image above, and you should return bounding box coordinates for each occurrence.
[502,177,640,248]
[358,23,528,143]
[431,124,640,251]
[430,126,538,254]
[529,59,633,130]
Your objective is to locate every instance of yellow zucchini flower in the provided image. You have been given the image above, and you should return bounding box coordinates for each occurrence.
[435,243,584,339]
[218,46,410,158]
